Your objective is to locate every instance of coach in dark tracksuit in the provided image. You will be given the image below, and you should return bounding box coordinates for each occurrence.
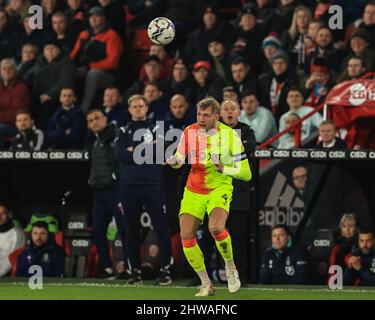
[259,225,310,285]
[86,109,129,279]
[16,221,64,278]
[114,94,173,286]
[344,230,375,286]
[221,100,256,283]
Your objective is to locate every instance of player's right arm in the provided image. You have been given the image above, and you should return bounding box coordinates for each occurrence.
[165,128,189,169]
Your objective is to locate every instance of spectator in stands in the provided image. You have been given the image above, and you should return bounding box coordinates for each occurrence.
[164,94,195,131]
[258,50,297,123]
[239,92,277,145]
[51,11,75,55]
[17,43,38,81]
[260,34,281,75]
[304,57,335,107]
[6,0,31,32]
[10,110,44,150]
[45,87,85,149]
[102,86,129,128]
[231,5,266,75]
[70,6,124,113]
[41,0,59,32]
[222,86,239,102]
[344,229,375,286]
[271,0,299,37]
[19,15,53,51]
[16,221,64,277]
[220,99,256,283]
[0,58,30,148]
[316,120,347,149]
[140,45,174,80]
[259,224,310,284]
[292,166,308,200]
[207,36,232,83]
[279,86,322,146]
[127,0,161,30]
[86,108,130,280]
[340,29,375,73]
[278,112,301,149]
[254,0,277,34]
[281,5,312,68]
[190,60,225,104]
[0,204,25,277]
[170,58,194,101]
[66,0,87,42]
[0,8,22,61]
[98,0,126,41]
[336,56,368,83]
[230,57,258,99]
[114,94,173,286]
[143,82,170,122]
[125,55,170,101]
[28,40,76,130]
[305,26,345,75]
[304,20,324,55]
[355,2,375,49]
[329,213,357,271]
[185,4,236,64]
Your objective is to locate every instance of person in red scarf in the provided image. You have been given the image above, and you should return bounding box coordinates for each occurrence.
[304,56,335,107]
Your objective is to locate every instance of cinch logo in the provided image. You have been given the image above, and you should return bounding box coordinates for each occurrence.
[72,240,89,247]
[314,240,331,247]
[349,83,375,106]
[68,222,84,229]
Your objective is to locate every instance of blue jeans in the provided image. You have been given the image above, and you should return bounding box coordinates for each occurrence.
[0,123,17,148]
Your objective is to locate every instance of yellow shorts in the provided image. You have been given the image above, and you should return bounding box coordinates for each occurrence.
[179,186,233,223]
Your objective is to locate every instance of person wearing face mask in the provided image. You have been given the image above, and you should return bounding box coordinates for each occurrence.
[329,214,358,271]
[259,224,310,284]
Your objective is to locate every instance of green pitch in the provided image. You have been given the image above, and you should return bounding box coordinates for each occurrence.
[1,279,375,300]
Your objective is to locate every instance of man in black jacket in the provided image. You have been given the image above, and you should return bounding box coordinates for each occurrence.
[220,99,256,283]
[114,94,173,286]
[86,109,129,279]
[10,110,44,150]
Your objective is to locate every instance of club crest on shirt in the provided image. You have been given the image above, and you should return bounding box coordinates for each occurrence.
[143,130,153,143]
[370,258,375,273]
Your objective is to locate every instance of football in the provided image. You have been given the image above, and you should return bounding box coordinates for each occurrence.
[147,17,175,46]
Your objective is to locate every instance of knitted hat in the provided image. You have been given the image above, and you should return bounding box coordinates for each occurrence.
[270,50,290,65]
[262,35,281,49]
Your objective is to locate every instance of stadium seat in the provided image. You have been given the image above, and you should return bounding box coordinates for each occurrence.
[8,247,24,277]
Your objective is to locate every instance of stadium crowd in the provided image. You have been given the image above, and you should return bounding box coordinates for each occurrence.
[0,0,374,150]
[0,0,375,286]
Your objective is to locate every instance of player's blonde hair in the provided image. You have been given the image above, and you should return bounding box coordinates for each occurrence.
[197,97,221,114]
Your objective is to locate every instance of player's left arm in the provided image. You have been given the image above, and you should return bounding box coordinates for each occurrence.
[217,129,252,182]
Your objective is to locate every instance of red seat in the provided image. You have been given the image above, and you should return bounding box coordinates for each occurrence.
[8,247,24,277]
